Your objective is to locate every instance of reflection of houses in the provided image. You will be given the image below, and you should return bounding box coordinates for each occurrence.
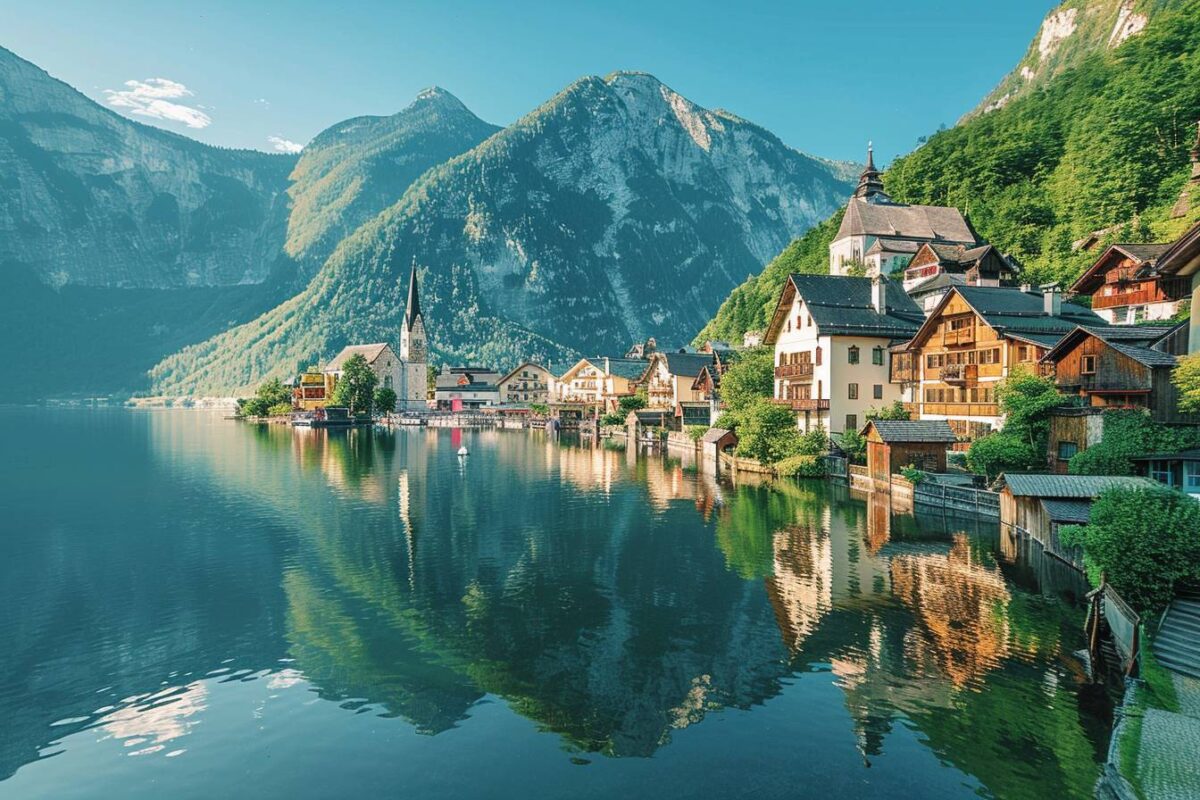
[894,286,1104,440]
[764,524,832,653]
[1041,324,1191,420]
[1069,243,1185,325]
[434,366,501,409]
[765,274,924,435]
[497,362,551,405]
[890,536,1011,688]
[829,145,979,277]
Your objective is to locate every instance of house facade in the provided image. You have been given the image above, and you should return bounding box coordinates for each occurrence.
[828,145,979,277]
[325,343,403,397]
[552,357,646,411]
[1069,243,1186,325]
[895,286,1105,440]
[434,366,502,409]
[1155,220,1200,353]
[765,274,924,436]
[901,242,1018,293]
[498,362,552,405]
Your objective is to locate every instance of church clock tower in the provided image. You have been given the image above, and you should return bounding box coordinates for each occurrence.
[399,264,428,408]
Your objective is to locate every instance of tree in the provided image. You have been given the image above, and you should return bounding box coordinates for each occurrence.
[618,389,648,415]
[839,429,867,464]
[719,346,774,414]
[239,377,293,417]
[966,433,1038,483]
[1060,486,1200,615]
[734,399,802,464]
[331,354,377,416]
[866,401,910,422]
[1176,352,1200,413]
[995,367,1062,455]
[373,386,397,415]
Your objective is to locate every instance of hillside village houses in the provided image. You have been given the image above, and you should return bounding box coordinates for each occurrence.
[498,362,552,406]
[764,273,924,436]
[1068,243,1188,324]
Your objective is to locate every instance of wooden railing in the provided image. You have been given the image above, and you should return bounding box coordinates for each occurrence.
[941,328,976,346]
[919,402,1000,417]
[773,398,830,411]
[774,362,814,379]
[1091,285,1170,309]
[941,363,978,385]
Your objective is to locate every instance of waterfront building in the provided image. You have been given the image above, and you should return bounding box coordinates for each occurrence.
[434,366,502,410]
[1068,243,1187,325]
[691,348,741,426]
[828,145,979,277]
[1152,219,1200,353]
[1040,323,1191,421]
[293,369,334,411]
[552,356,647,413]
[1132,449,1200,498]
[497,362,552,405]
[636,351,714,410]
[893,285,1104,441]
[764,274,924,436]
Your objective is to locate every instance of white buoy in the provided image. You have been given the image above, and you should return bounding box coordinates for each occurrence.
[457,446,469,456]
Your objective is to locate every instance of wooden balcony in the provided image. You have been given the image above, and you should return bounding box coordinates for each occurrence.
[941,363,978,385]
[774,398,830,411]
[941,328,975,346]
[920,402,1000,417]
[1091,285,1170,310]
[775,362,814,379]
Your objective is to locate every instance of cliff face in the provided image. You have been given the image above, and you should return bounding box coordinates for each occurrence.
[0,46,295,289]
[151,72,856,395]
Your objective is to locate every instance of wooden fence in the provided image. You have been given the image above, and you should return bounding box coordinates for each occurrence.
[912,481,1000,518]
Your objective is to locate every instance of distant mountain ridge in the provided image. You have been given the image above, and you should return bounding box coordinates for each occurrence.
[149,71,857,395]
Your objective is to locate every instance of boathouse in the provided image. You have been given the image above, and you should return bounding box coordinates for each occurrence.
[861,419,957,485]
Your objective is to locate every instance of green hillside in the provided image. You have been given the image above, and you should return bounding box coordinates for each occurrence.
[699,0,1200,346]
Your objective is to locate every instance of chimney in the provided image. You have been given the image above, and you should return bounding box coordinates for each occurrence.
[871,274,886,314]
[604,356,610,375]
[1042,283,1061,316]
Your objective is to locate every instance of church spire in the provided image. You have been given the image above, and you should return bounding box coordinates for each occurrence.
[853,141,889,202]
[404,258,422,332]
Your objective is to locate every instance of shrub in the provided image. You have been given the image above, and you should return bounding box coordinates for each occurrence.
[775,454,824,478]
[600,412,625,426]
[839,429,867,464]
[618,390,648,416]
[267,402,294,417]
[734,399,802,464]
[1175,352,1200,413]
[1060,486,1200,615]
[530,403,549,416]
[797,426,830,457]
[866,401,910,422]
[947,451,968,470]
[686,425,708,442]
[900,464,925,484]
[967,432,1039,482]
[239,377,293,417]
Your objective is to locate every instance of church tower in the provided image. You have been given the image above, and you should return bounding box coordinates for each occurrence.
[399,264,428,409]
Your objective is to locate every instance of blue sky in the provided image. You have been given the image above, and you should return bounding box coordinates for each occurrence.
[1,0,1051,163]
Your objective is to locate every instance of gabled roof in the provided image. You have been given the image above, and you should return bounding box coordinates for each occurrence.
[1041,324,1181,367]
[862,419,957,443]
[1069,242,1173,294]
[836,197,977,244]
[498,361,549,385]
[907,286,1104,351]
[661,351,716,378]
[702,428,736,444]
[603,357,651,380]
[996,474,1156,498]
[325,343,392,371]
[764,274,924,343]
[865,238,923,255]
[908,272,967,296]
[1156,220,1200,278]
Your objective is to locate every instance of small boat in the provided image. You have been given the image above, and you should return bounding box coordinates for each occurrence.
[457,446,469,456]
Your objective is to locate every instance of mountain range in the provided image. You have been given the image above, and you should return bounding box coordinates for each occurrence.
[0,45,855,398]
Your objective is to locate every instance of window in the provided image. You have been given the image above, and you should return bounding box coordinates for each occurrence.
[796,314,803,329]
[1057,441,1078,460]
[848,383,859,400]
[848,346,860,365]
[873,384,883,400]
[1185,462,1200,492]
[815,347,822,366]
[1081,355,1096,374]
[845,414,858,432]
[872,346,884,366]
[1150,460,1173,486]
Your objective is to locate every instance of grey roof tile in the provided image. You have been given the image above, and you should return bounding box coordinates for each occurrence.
[998,474,1157,497]
[866,419,958,443]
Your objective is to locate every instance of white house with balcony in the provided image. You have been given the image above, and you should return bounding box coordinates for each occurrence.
[763,274,924,436]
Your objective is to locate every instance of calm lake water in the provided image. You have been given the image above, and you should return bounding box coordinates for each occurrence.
[0,409,1113,799]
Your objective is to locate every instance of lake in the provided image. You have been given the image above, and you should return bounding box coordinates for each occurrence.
[0,409,1113,799]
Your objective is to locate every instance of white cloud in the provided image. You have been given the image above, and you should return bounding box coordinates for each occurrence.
[267,136,303,154]
[104,78,212,129]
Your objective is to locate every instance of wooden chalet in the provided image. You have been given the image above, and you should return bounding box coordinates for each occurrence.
[893,285,1105,441]
[1041,323,1192,422]
[902,242,1018,293]
[861,419,957,487]
[636,351,715,410]
[1068,243,1187,325]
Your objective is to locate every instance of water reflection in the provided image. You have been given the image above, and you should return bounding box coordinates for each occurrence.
[0,410,1111,799]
